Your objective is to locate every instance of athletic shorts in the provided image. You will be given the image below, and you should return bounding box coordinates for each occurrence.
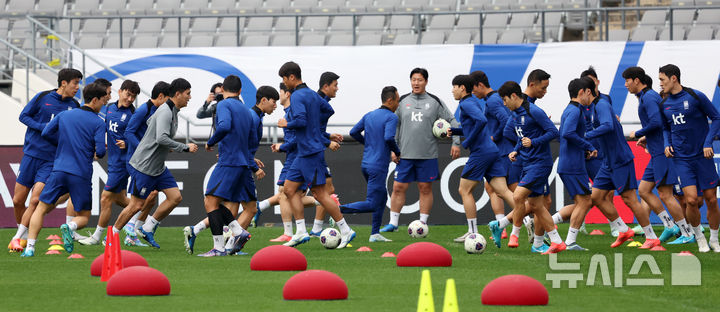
[286,151,328,187]
[461,153,505,182]
[205,165,257,203]
[129,168,178,199]
[585,157,602,181]
[394,158,439,183]
[508,159,522,185]
[673,183,703,196]
[39,171,90,212]
[593,162,638,193]
[518,165,551,197]
[641,155,677,186]
[16,155,53,188]
[560,173,592,197]
[104,167,130,193]
[673,157,719,191]
[321,157,332,178]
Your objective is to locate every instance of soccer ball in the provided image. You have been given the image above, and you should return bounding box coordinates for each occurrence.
[320,228,341,249]
[432,119,450,139]
[464,233,487,254]
[408,220,429,238]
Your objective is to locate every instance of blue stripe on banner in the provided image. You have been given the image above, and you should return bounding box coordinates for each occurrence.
[458,44,538,120]
[607,41,644,116]
[712,72,720,111]
[86,54,257,108]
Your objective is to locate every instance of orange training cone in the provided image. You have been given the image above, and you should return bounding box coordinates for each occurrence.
[101,227,115,282]
[113,228,123,274]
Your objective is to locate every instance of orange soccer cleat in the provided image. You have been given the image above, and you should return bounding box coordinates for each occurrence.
[543,242,567,254]
[611,229,636,248]
[501,228,508,239]
[270,234,292,242]
[8,238,26,252]
[508,234,519,248]
[639,238,661,249]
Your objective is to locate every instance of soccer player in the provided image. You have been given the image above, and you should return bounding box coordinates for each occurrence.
[494,81,564,254]
[380,68,461,232]
[309,71,343,237]
[110,78,199,248]
[79,80,140,246]
[523,69,553,215]
[659,64,720,252]
[196,75,257,257]
[9,68,82,252]
[557,78,598,251]
[339,86,401,243]
[582,76,652,248]
[623,66,693,245]
[20,82,107,257]
[277,61,355,248]
[447,75,517,244]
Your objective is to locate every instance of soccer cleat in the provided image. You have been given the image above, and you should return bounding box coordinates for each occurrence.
[72,232,88,242]
[337,230,356,249]
[531,244,549,253]
[309,230,322,237]
[524,218,534,243]
[659,225,680,243]
[507,234,519,248]
[610,229,635,248]
[197,248,227,257]
[283,232,311,247]
[488,221,502,248]
[542,242,567,254]
[231,251,249,256]
[543,234,551,246]
[668,235,696,245]
[20,248,34,257]
[78,236,101,246]
[9,238,25,252]
[379,224,398,233]
[138,228,160,248]
[566,242,588,251]
[369,233,392,242]
[697,235,710,253]
[579,222,588,235]
[453,232,472,243]
[501,228,508,239]
[123,224,136,237]
[251,207,261,228]
[709,240,720,253]
[60,224,75,253]
[631,224,644,235]
[610,228,619,237]
[270,234,292,242]
[639,238,661,249]
[228,231,252,255]
[183,226,196,255]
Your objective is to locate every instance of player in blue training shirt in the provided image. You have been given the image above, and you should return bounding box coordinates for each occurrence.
[8,68,83,253]
[492,81,564,254]
[119,81,170,246]
[659,64,720,253]
[623,67,693,247]
[583,77,653,249]
[277,61,356,248]
[557,78,598,251]
[339,86,401,243]
[78,80,140,246]
[21,82,107,257]
[447,75,517,245]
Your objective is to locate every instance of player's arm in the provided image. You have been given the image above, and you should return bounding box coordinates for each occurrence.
[19,92,47,131]
[384,115,401,156]
[155,108,189,152]
[634,97,663,138]
[561,109,594,151]
[488,100,508,141]
[40,112,60,145]
[503,116,518,143]
[696,90,720,149]
[531,108,559,146]
[285,101,307,129]
[124,106,144,147]
[248,120,261,172]
[94,121,107,159]
[349,115,366,145]
[465,100,488,140]
[278,131,295,153]
[207,102,231,147]
[439,101,461,146]
[585,102,613,139]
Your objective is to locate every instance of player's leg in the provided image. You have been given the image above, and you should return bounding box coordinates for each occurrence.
[340,168,375,214]
[619,178,659,249]
[702,188,720,252]
[417,159,438,224]
[456,178,480,242]
[252,192,280,227]
[21,201,55,257]
[484,182,507,239]
[9,183,31,251]
[656,185,690,240]
[503,186,531,249]
[311,176,334,235]
[270,186,294,242]
[283,179,310,246]
[227,198,254,255]
[531,194,564,254]
[383,180,408,232]
[22,171,68,257]
[198,195,230,256]
[566,194,592,250]
[367,169,390,241]
[79,190,116,246]
[311,182,355,248]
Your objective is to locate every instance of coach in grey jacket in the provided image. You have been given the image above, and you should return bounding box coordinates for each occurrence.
[381,68,461,233]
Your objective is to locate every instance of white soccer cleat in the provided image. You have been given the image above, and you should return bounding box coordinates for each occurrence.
[283,232,310,247]
[697,235,710,253]
[73,231,89,242]
[369,233,392,242]
[337,230,356,249]
[453,232,472,243]
[78,236,100,246]
[224,235,236,251]
[709,240,720,253]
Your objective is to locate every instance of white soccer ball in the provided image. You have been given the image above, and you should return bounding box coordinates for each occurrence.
[319,228,341,249]
[432,118,450,139]
[464,233,487,254]
[408,220,429,238]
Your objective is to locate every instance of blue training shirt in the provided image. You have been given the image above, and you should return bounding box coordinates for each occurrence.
[483,91,513,156]
[558,101,595,174]
[661,88,720,159]
[585,96,634,168]
[124,100,158,163]
[249,105,265,172]
[508,102,559,167]
[41,106,105,180]
[279,106,298,161]
[450,95,499,155]
[350,106,400,171]
[207,96,253,167]
[634,87,665,157]
[582,102,605,160]
[19,90,80,162]
[104,102,134,170]
[286,83,333,157]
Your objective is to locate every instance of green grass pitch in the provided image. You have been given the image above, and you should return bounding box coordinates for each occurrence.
[1,224,719,312]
